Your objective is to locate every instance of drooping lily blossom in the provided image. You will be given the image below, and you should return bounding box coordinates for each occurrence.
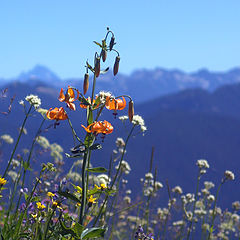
[105,97,126,111]
[58,86,79,111]
[81,120,113,135]
[46,107,68,120]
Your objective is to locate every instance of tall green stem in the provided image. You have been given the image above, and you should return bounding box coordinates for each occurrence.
[14,118,45,217]
[207,181,223,240]
[92,125,135,226]
[186,171,201,240]
[3,105,32,178]
[79,149,90,225]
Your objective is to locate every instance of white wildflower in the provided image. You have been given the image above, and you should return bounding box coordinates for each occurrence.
[98,174,111,185]
[67,172,81,182]
[145,172,154,180]
[119,115,128,122]
[115,160,131,174]
[173,220,185,226]
[196,159,209,169]
[1,134,14,144]
[207,195,215,202]
[36,136,50,149]
[224,170,235,181]
[96,91,113,104]
[126,189,131,195]
[115,138,125,148]
[19,100,24,106]
[204,181,215,190]
[11,159,20,169]
[172,186,183,195]
[123,196,131,204]
[25,94,41,109]
[8,170,18,182]
[154,181,163,190]
[232,201,240,211]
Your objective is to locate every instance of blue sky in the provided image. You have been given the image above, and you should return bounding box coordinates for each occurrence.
[0,0,240,79]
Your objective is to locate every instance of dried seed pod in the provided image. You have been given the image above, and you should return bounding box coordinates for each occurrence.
[128,100,134,122]
[83,73,89,95]
[109,36,115,51]
[94,57,101,77]
[113,56,120,76]
[102,49,107,62]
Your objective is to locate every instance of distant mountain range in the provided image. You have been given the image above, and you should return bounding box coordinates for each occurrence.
[1,80,240,208]
[2,65,240,102]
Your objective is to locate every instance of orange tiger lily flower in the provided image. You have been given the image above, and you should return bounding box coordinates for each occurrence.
[105,97,126,111]
[46,107,68,120]
[58,86,79,111]
[81,120,113,135]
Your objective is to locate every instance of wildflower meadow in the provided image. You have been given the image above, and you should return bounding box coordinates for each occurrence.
[0,29,239,240]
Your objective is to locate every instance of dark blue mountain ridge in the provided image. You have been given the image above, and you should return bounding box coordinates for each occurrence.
[2,65,240,102]
[1,80,240,209]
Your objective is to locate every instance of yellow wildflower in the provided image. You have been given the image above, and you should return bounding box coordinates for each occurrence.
[0,177,7,187]
[47,192,55,198]
[36,202,46,210]
[88,195,97,204]
[76,202,81,207]
[31,213,38,218]
[95,183,107,190]
[52,201,62,210]
[75,186,82,194]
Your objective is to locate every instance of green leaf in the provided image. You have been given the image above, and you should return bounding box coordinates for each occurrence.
[93,41,102,48]
[87,167,107,173]
[59,220,76,236]
[23,162,31,171]
[81,227,106,239]
[84,134,94,148]
[58,190,81,203]
[105,189,116,196]
[92,96,101,109]
[87,107,93,125]
[73,223,84,237]
[89,143,102,151]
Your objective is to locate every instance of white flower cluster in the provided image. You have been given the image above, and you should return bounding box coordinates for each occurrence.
[96,91,113,104]
[123,196,131,204]
[119,114,147,133]
[67,172,81,182]
[224,170,235,181]
[207,195,215,202]
[196,159,209,169]
[97,174,111,186]
[0,134,14,144]
[144,186,154,196]
[11,159,20,169]
[36,136,50,149]
[232,201,240,211]
[173,220,185,227]
[115,137,125,148]
[154,181,163,190]
[181,193,195,204]
[172,186,183,195]
[115,160,131,174]
[204,181,215,190]
[196,159,209,175]
[145,172,154,180]
[25,94,41,109]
